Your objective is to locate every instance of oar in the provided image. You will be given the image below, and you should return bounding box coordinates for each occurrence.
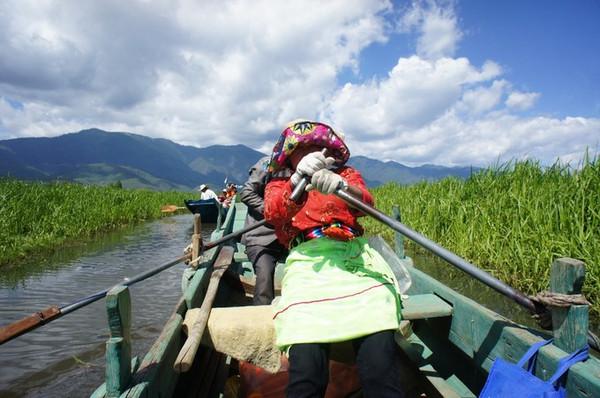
[161,204,186,213]
[292,166,599,349]
[0,254,190,346]
[0,220,268,346]
[173,220,271,369]
[335,188,541,312]
[200,219,267,252]
[291,163,538,312]
[329,186,600,351]
[173,245,234,372]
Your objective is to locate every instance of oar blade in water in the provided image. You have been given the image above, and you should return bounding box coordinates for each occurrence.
[161,205,186,213]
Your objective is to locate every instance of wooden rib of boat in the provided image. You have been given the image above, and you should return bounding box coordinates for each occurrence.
[184,198,226,223]
[90,202,600,398]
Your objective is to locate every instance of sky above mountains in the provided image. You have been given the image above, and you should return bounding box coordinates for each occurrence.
[0,0,598,167]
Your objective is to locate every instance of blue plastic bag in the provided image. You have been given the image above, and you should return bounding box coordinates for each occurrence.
[479,339,589,398]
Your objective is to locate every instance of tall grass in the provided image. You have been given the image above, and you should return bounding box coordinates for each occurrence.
[364,157,600,316]
[0,179,191,265]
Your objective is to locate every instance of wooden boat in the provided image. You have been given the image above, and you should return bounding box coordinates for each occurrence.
[184,198,226,223]
[90,202,600,398]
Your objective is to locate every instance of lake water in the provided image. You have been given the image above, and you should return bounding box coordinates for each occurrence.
[0,214,214,398]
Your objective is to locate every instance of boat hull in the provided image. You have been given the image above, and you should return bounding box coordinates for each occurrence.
[184,198,226,223]
[91,202,600,398]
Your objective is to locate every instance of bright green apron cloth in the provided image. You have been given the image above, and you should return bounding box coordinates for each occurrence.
[272,236,402,349]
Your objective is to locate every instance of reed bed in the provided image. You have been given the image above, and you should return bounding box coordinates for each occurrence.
[364,157,600,316]
[0,179,190,266]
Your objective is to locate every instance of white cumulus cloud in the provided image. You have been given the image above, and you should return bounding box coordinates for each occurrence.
[506,91,541,111]
[398,0,463,60]
[0,0,392,146]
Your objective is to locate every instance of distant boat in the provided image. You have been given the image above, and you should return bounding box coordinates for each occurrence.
[183,198,226,223]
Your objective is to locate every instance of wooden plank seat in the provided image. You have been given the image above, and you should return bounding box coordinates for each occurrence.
[401,293,453,320]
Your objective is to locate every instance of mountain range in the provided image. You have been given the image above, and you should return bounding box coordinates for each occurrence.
[0,128,477,190]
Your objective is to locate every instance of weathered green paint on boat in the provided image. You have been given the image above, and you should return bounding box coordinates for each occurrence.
[91,202,600,397]
[105,285,132,397]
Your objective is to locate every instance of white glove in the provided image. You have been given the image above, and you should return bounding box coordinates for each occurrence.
[307,169,345,194]
[290,151,335,186]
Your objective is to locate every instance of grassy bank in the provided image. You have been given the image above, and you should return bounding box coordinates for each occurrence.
[0,179,191,266]
[364,158,600,316]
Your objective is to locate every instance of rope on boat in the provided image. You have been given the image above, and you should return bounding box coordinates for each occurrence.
[182,243,205,267]
[529,291,600,349]
[187,256,204,267]
[530,291,591,307]
[529,292,591,330]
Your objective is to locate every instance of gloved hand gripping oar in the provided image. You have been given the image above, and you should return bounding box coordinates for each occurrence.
[0,221,267,346]
[289,147,329,202]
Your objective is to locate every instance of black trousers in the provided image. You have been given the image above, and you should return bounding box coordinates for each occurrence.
[287,330,406,398]
[245,241,287,305]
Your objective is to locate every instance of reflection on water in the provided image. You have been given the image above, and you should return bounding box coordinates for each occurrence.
[0,215,215,398]
[0,225,141,288]
[409,248,600,339]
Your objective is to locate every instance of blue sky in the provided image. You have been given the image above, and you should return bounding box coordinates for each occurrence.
[0,0,599,166]
[351,1,600,118]
[458,0,600,118]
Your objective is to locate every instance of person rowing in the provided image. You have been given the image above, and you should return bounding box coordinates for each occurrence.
[263,120,407,397]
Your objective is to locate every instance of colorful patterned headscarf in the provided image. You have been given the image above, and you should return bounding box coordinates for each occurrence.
[268,120,350,172]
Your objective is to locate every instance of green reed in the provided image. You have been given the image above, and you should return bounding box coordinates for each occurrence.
[363,157,600,316]
[0,179,191,266]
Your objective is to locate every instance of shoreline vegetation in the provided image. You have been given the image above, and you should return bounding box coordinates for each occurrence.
[0,178,190,267]
[2,156,598,317]
[363,157,600,317]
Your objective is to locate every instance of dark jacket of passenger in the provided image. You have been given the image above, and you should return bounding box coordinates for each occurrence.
[240,156,285,247]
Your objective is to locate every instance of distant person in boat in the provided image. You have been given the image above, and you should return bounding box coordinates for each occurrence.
[240,156,289,305]
[219,188,232,208]
[226,183,237,199]
[218,188,228,202]
[264,120,406,397]
[198,184,218,200]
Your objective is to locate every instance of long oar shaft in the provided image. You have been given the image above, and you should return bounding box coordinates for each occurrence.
[0,217,272,346]
[173,246,234,372]
[291,164,536,308]
[202,219,267,251]
[0,254,191,346]
[61,254,191,314]
[335,189,539,312]
[336,189,600,351]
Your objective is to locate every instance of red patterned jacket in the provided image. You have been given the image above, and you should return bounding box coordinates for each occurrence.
[264,166,374,247]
